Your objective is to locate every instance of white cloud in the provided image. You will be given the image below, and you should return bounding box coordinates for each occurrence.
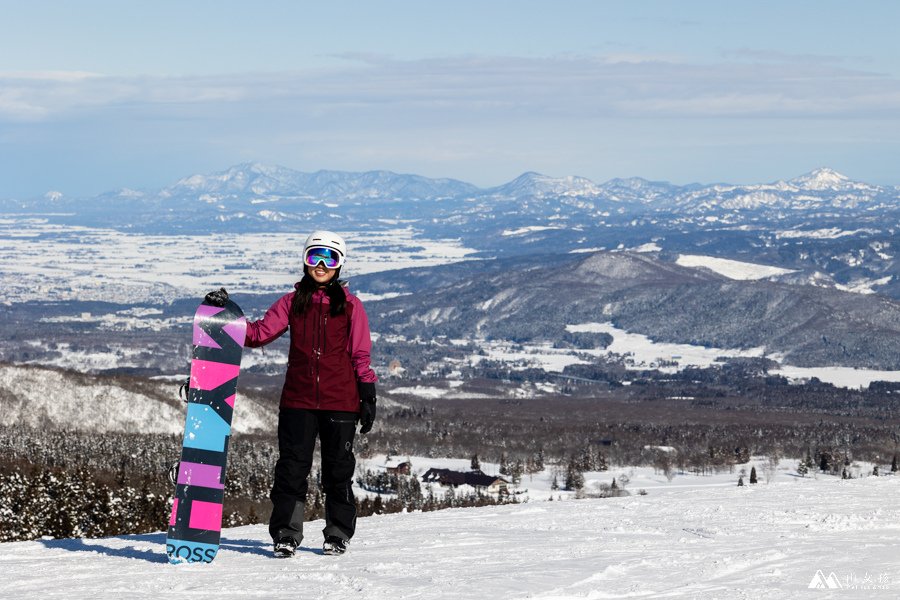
[0,71,102,82]
[2,53,899,124]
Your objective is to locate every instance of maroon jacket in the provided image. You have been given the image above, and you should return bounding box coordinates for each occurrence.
[245,284,377,412]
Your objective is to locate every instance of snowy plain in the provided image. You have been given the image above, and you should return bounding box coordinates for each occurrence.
[0,218,477,304]
[2,473,898,598]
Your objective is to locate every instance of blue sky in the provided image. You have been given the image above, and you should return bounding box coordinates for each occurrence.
[1,1,899,197]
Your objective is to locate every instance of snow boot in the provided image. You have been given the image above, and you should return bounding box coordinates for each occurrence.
[274,537,299,558]
[323,535,348,556]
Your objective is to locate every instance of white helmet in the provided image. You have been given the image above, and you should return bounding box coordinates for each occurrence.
[303,230,347,269]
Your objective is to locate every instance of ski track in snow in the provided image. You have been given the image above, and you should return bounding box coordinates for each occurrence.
[3,477,900,598]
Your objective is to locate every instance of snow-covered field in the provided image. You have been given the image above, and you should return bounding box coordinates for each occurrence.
[0,219,477,304]
[447,322,900,390]
[675,252,894,295]
[360,453,886,503]
[2,473,898,598]
[676,254,797,280]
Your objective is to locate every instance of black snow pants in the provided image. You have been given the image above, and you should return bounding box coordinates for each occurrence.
[268,408,358,544]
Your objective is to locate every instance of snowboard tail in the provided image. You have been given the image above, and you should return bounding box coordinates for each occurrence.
[166,298,246,564]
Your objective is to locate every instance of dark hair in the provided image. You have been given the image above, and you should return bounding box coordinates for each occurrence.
[292,269,346,317]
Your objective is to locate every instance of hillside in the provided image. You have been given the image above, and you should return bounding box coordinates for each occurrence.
[0,364,276,434]
[2,475,897,598]
[365,251,900,370]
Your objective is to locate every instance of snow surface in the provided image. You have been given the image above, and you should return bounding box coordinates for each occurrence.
[563,322,900,389]
[0,220,477,304]
[565,322,766,370]
[770,364,900,390]
[0,364,276,434]
[775,228,877,240]
[3,474,899,598]
[833,276,894,296]
[501,225,562,236]
[676,254,796,281]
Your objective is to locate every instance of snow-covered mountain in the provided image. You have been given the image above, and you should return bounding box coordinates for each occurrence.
[0,364,276,434]
[666,168,887,212]
[596,176,685,204]
[3,474,898,598]
[787,167,878,192]
[166,162,479,201]
[483,171,605,199]
[0,163,896,302]
[3,163,894,222]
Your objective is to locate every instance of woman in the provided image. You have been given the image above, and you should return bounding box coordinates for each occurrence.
[218,230,377,557]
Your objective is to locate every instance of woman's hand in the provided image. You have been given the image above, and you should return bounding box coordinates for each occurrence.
[205,288,229,307]
[358,382,377,434]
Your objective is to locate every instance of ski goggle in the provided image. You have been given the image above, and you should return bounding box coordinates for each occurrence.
[304,246,344,269]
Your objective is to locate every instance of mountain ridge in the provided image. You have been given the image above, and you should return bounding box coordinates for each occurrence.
[3,163,893,207]
[1,162,896,302]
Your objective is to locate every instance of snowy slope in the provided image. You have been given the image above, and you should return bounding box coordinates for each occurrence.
[0,365,276,434]
[675,254,797,281]
[2,476,899,598]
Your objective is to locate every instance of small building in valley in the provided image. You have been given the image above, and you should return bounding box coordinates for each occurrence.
[421,468,509,494]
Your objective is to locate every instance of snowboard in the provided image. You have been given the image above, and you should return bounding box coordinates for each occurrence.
[166,297,246,564]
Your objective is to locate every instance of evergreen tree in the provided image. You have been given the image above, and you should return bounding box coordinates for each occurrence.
[564,460,585,491]
[509,459,524,485]
[470,455,481,471]
[737,475,744,487]
[797,461,809,477]
[749,466,758,484]
[819,451,831,473]
[534,448,545,472]
[804,449,815,471]
[445,485,456,507]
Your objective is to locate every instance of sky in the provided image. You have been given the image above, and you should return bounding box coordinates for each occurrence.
[1,1,899,197]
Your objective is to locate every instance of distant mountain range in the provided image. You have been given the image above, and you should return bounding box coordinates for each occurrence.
[5,163,897,222]
[1,163,897,301]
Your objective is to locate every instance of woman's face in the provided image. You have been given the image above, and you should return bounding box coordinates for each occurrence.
[307,263,335,285]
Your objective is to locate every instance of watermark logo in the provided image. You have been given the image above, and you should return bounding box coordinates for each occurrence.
[808,570,842,589]
[808,570,891,590]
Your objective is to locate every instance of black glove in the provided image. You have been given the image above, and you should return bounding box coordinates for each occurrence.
[205,288,229,307]
[358,382,377,434]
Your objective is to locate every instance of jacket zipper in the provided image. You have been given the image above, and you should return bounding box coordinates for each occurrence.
[319,311,328,408]
[315,302,321,408]
[313,299,330,408]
